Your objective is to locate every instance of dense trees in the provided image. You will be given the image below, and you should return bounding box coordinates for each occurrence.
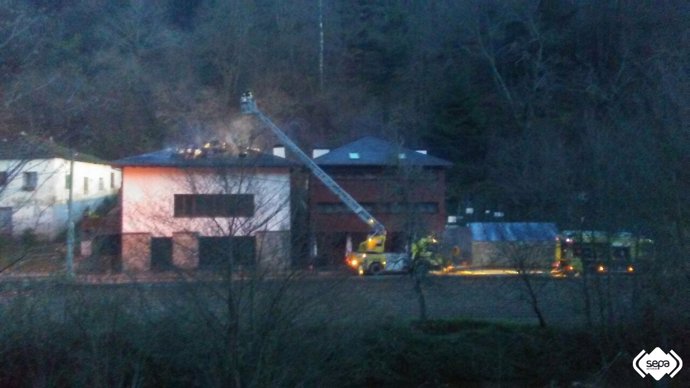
[0,1,686,246]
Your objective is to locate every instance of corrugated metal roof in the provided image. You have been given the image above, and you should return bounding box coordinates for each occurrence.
[114,148,296,168]
[468,222,558,242]
[313,136,452,167]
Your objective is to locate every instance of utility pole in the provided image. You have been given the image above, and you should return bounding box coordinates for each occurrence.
[65,151,75,277]
[318,0,324,92]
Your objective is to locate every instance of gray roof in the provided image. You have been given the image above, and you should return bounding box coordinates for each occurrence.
[0,136,108,164]
[314,136,452,167]
[468,222,558,242]
[114,148,296,168]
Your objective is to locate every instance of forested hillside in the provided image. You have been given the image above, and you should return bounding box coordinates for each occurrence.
[0,0,687,239]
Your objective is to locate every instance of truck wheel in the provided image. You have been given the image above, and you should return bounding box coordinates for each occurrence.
[369,262,382,275]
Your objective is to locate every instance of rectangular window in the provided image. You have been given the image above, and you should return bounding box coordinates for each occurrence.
[415,202,439,214]
[316,202,438,214]
[0,171,7,186]
[316,202,376,214]
[98,177,105,191]
[65,174,71,189]
[0,207,11,235]
[22,172,37,191]
[174,194,254,218]
[110,172,115,189]
[83,177,89,194]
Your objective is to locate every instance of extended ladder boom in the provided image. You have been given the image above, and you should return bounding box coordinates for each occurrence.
[241,92,385,236]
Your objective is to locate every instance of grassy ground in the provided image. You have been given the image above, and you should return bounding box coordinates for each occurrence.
[0,239,66,274]
[0,273,687,386]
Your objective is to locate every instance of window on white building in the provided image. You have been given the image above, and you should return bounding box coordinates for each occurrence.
[22,172,37,191]
[83,177,89,194]
[0,171,8,186]
[174,194,254,218]
[98,177,104,191]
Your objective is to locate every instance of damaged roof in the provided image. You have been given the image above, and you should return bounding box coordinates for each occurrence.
[468,222,558,242]
[114,148,296,168]
[313,136,452,167]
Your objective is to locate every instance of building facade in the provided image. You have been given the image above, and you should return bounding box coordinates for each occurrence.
[116,145,294,272]
[0,137,121,240]
[309,137,452,265]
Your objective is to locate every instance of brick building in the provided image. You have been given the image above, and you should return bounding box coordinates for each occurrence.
[309,137,452,265]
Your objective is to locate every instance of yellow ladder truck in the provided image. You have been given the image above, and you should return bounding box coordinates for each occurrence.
[241,92,440,275]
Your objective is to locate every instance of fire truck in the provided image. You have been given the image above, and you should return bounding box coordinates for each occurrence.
[240,92,441,275]
[551,230,654,276]
[345,234,446,276]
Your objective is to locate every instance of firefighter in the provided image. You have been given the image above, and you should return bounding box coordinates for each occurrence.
[411,236,434,260]
[412,235,445,271]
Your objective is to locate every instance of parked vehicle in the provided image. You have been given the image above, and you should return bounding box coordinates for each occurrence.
[551,230,654,276]
[345,234,447,275]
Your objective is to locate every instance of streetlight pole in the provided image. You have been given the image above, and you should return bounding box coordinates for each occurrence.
[318,0,324,92]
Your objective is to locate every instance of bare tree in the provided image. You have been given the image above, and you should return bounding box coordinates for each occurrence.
[0,1,51,115]
[117,141,356,385]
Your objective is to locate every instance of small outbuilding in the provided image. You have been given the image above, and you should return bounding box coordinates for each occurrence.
[465,222,558,268]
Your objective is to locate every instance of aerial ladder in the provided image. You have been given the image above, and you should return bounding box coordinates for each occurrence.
[240,92,428,274]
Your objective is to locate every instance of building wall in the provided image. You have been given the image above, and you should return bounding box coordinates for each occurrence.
[120,166,291,271]
[310,167,447,233]
[172,231,199,269]
[471,241,556,268]
[309,166,447,263]
[256,230,291,269]
[122,233,151,271]
[0,158,121,239]
[121,166,291,237]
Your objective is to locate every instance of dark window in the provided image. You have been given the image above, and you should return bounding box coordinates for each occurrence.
[0,171,7,186]
[83,177,89,194]
[0,207,12,235]
[110,172,115,189]
[174,194,254,217]
[65,174,71,189]
[93,234,121,256]
[98,177,105,191]
[199,236,256,268]
[612,247,631,261]
[415,202,439,214]
[316,202,438,214]
[22,172,37,191]
[573,243,608,261]
[316,202,376,214]
[151,237,173,271]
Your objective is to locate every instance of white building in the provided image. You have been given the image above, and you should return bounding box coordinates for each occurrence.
[115,143,294,272]
[0,137,121,240]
